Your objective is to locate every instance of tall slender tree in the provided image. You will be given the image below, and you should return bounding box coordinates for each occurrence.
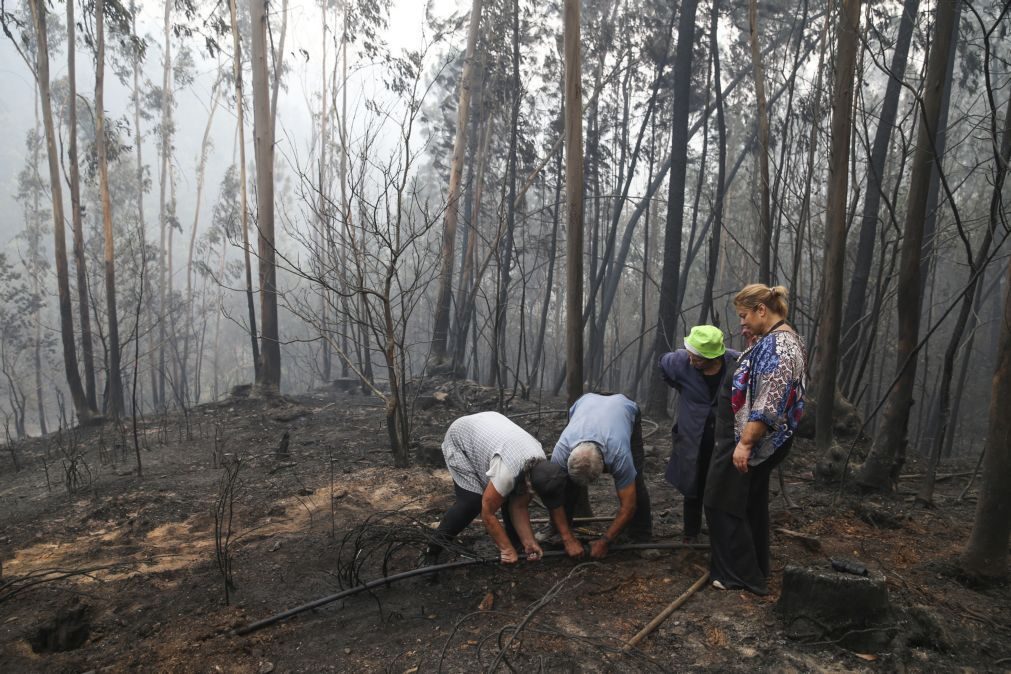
[67,0,98,413]
[95,0,125,417]
[26,0,93,423]
[228,0,261,382]
[563,0,584,406]
[431,0,484,366]
[856,0,960,491]
[814,0,862,454]
[249,0,282,391]
[646,0,701,417]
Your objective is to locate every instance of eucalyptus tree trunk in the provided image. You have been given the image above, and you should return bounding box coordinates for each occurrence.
[269,0,289,129]
[95,0,125,418]
[856,0,959,492]
[249,0,282,391]
[699,0,727,326]
[157,0,173,408]
[814,0,862,455]
[646,0,700,417]
[228,0,262,382]
[318,3,331,382]
[748,0,772,283]
[790,5,831,322]
[29,103,47,435]
[69,0,98,413]
[491,0,521,390]
[432,0,483,365]
[563,0,584,406]
[530,107,563,385]
[960,224,1011,578]
[27,0,92,423]
[841,0,920,362]
[184,72,224,403]
[917,94,1011,505]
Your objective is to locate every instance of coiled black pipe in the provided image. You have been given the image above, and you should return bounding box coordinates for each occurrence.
[233,541,707,636]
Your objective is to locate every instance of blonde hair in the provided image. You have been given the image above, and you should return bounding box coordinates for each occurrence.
[735,284,789,316]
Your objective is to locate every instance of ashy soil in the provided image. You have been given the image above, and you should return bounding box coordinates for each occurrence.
[0,381,1008,672]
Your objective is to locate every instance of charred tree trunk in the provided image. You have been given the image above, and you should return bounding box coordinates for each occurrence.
[228,0,262,382]
[841,0,919,361]
[748,0,772,283]
[69,0,98,413]
[95,0,125,417]
[27,0,92,423]
[646,0,700,417]
[699,0,727,325]
[564,0,584,405]
[856,0,959,492]
[432,0,483,365]
[918,91,1011,505]
[960,221,1011,578]
[250,0,282,392]
[814,0,862,454]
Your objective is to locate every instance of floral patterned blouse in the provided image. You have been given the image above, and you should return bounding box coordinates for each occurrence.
[730,329,807,465]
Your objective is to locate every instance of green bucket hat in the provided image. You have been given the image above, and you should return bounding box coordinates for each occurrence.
[684,325,726,360]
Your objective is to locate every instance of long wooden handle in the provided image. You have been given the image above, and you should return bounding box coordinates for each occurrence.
[622,570,711,652]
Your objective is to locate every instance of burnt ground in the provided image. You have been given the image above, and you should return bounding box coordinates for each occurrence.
[0,381,1008,673]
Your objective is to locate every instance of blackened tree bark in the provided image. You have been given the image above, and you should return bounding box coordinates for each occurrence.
[856,0,959,492]
[95,0,125,417]
[814,0,862,454]
[563,0,584,406]
[433,0,484,365]
[960,221,1011,578]
[841,0,920,361]
[699,0,727,326]
[249,0,282,391]
[68,0,97,413]
[27,0,93,423]
[918,79,1011,505]
[646,0,700,417]
[228,0,262,382]
[748,0,772,283]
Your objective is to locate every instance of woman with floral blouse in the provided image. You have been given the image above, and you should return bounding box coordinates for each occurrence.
[703,284,806,595]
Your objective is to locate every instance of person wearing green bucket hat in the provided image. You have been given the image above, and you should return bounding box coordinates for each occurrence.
[659,325,739,543]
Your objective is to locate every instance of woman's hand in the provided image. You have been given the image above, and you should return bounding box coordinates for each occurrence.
[733,442,751,473]
[499,546,519,564]
[523,541,544,561]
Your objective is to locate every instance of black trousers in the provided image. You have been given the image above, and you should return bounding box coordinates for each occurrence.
[682,418,716,538]
[704,439,791,595]
[562,411,652,540]
[426,481,520,559]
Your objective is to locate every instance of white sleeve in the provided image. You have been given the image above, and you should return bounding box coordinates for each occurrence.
[486,454,515,497]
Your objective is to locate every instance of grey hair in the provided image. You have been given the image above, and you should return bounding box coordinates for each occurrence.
[567,442,604,486]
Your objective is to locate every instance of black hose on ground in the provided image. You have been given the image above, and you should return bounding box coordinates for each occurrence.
[232,541,708,636]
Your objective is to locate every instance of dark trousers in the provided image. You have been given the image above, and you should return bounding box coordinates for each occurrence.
[426,481,520,559]
[705,440,791,595]
[562,411,653,540]
[683,419,716,538]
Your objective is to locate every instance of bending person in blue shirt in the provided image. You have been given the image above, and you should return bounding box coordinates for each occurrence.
[550,393,653,558]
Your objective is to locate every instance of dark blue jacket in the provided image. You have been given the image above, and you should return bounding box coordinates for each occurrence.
[658,349,739,496]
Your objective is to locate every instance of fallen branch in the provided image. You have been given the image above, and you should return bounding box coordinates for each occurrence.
[776,528,823,552]
[623,570,710,652]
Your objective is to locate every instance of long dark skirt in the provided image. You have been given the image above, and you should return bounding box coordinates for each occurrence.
[705,440,791,595]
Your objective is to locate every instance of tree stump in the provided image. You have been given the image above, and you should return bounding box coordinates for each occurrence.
[777,564,897,651]
[414,438,446,468]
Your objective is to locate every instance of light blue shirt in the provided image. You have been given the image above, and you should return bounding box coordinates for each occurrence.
[551,393,638,489]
